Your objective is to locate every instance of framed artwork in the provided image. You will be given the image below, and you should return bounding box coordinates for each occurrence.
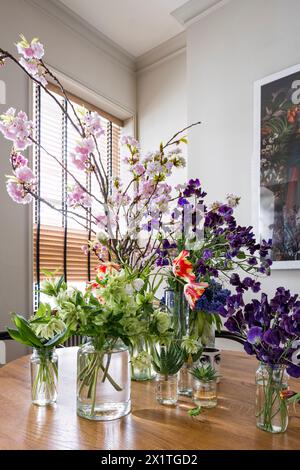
[254,64,300,269]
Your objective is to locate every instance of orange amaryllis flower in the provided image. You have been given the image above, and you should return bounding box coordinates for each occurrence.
[172,250,196,282]
[95,261,120,279]
[184,282,209,309]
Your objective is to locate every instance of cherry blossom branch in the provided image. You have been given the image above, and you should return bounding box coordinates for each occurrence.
[27,188,96,233]
[29,137,104,207]
[0,48,83,137]
[163,121,201,149]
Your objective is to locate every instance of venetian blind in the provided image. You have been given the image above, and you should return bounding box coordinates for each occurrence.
[33,83,122,294]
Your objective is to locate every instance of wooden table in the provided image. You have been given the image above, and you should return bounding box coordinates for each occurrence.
[0,348,299,450]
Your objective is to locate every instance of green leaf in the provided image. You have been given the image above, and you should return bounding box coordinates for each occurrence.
[7,328,34,347]
[188,406,202,417]
[43,328,68,348]
[12,314,43,347]
[56,275,66,293]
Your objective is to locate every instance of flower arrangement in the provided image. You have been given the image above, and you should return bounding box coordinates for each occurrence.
[7,305,69,405]
[220,286,300,432]
[161,186,272,347]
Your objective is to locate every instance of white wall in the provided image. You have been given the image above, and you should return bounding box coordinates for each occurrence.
[137,52,187,188]
[0,0,136,361]
[187,0,300,296]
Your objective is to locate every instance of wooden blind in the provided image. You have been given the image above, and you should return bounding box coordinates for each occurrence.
[33,84,122,294]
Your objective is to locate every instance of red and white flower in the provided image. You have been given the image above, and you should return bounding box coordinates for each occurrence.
[184,281,209,309]
[172,250,195,282]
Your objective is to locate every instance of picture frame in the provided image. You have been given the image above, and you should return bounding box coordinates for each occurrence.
[253,64,300,270]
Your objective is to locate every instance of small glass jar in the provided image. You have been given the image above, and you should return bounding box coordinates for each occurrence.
[131,340,155,381]
[155,373,178,405]
[193,378,218,408]
[255,363,289,433]
[77,339,131,421]
[30,348,58,406]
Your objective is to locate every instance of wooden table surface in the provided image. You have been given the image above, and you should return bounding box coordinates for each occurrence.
[0,348,299,450]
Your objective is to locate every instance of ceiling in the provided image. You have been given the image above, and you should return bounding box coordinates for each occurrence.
[58,0,188,57]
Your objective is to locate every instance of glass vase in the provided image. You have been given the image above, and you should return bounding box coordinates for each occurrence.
[155,373,178,405]
[30,348,58,406]
[193,378,218,408]
[164,287,189,338]
[255,363,289,433]
[77,339,131,421]
[131,339,155,381]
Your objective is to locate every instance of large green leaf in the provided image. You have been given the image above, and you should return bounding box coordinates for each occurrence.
[7,328,35,347]
[12,314,43,347]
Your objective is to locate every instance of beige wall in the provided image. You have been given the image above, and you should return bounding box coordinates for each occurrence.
[137,52,187,188]
[0,0,136,361]
[187,0,300,297]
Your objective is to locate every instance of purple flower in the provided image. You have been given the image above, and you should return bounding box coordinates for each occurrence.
[202,249,213,260]
[178,197,189,206]
[247,326,263,345]
[244,341,254,355]
[286,363,300,378]
[218,205,233,218]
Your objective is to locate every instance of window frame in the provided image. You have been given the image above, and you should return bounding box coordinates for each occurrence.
[28,80,130,312]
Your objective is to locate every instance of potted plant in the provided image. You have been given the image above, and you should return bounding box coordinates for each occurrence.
[7,304,69,406]
[189,365,220,408]
[152,343,184,405]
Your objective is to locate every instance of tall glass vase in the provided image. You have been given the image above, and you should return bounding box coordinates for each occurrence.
[165,287,189,338]
[255,363,289,433]
[77,339,131,421]
[165,287,194,396]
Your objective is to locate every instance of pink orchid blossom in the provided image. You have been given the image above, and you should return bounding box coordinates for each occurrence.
[70,137,94,170]
[6,181,33,204]
[67,184,92,208]
[0,108,33,150]
[81,111,104,138]
[11,153,28,168]
[95,214,107,229]
[15,165,35,183]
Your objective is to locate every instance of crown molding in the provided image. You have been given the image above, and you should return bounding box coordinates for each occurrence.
[171,0,233,27]
[136,32,186,73]
[24,0,136,72]
[46,63,135,120]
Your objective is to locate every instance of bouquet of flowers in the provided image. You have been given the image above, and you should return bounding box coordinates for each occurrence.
[159,181,272,346]
[7,304,69,405]
[220,285,300,432]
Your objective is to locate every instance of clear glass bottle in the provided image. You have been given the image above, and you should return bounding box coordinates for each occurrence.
[131,339,155,381]
[155,373,178,405]
[255,363,289,433]
[30,348,58,406]
[77,339,131,421]
[193,378,218,408]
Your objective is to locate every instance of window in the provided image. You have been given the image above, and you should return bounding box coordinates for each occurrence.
[33,83,122,305]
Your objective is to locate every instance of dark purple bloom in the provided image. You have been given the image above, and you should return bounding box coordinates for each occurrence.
[286,363,300,378]
[247,326,263,344]
[218,204,233,218]
[244,341,254,355]
[263,328,282,348]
